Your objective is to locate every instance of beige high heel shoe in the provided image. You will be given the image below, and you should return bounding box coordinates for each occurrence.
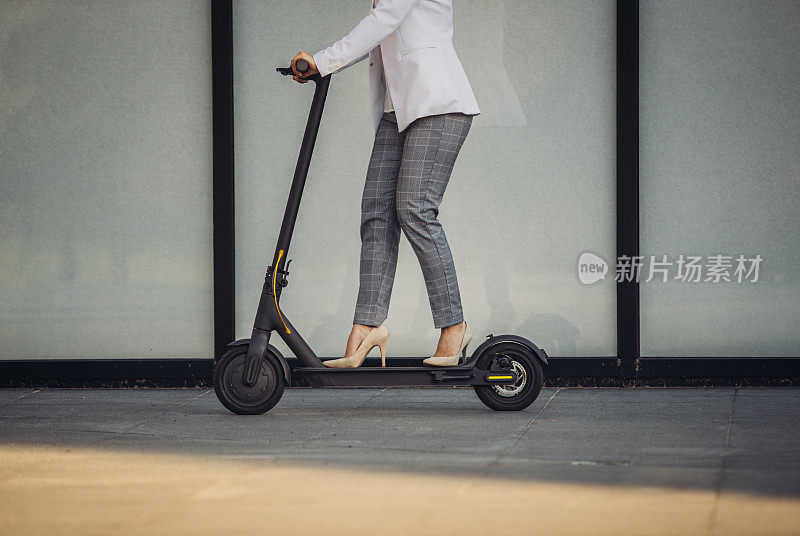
[423,321,472,367]
[323,323,389,368]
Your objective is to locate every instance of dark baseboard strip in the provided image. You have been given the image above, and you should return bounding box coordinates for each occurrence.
[0,359,213,388]
[1,357,799,388]
[546,357,619,377]
[638,357,800,378]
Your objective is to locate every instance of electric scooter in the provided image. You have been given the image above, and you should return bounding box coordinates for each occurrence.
[212,59,548,415]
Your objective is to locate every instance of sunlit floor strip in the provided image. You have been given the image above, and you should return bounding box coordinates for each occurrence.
[0,443,798,536]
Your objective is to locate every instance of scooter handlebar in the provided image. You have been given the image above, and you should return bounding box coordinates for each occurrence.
[276,58,309,76]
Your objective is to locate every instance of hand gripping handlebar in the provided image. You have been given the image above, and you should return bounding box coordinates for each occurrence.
[276,58,309,76]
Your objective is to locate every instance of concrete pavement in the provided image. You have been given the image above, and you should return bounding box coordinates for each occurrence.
[1,387,799,535]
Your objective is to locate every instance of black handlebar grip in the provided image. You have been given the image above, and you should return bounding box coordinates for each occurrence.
[276,58,311,77]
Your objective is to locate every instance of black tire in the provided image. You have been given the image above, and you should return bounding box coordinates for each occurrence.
[213,345,285,415]
[474,343,544,411]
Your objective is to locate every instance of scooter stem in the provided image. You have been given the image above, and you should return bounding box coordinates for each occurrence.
[273,73,330,268]
[242,72,330,387]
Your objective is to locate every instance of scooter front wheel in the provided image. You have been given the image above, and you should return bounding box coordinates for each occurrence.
[213,345,285,415]
[473,342,543,411]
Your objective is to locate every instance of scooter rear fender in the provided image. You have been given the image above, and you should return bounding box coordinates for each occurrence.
[464,334,549,368]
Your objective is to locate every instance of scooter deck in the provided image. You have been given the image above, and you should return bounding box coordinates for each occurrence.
[294,366,518,388]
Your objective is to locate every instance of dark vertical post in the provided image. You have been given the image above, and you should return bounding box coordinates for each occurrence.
[616,0,640,379]
[211,0,235,359]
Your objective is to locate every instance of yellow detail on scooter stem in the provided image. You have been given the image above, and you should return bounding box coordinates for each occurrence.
[274,249,291,334]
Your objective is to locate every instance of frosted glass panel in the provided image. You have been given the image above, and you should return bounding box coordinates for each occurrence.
[0,1,213,359]
[234,0,616,357]
[640,0,800,357]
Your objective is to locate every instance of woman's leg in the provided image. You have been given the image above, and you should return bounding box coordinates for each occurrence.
[395,112,473,329]
[352,112,405,327]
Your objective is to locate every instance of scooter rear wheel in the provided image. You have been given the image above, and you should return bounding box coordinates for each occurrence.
[213,345,285,415]
[474,343,543,411]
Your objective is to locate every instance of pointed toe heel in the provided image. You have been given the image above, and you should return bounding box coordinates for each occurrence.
[423,321,472,367]
[323,323,389,369]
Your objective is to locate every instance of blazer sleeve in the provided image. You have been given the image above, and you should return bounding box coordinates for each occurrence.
[312,0,419,77]
[325,51,369,76]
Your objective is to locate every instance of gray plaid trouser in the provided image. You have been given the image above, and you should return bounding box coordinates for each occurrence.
[353,111,473,329]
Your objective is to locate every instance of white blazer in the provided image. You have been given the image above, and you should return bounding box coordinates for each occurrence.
[312,0,481,134]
